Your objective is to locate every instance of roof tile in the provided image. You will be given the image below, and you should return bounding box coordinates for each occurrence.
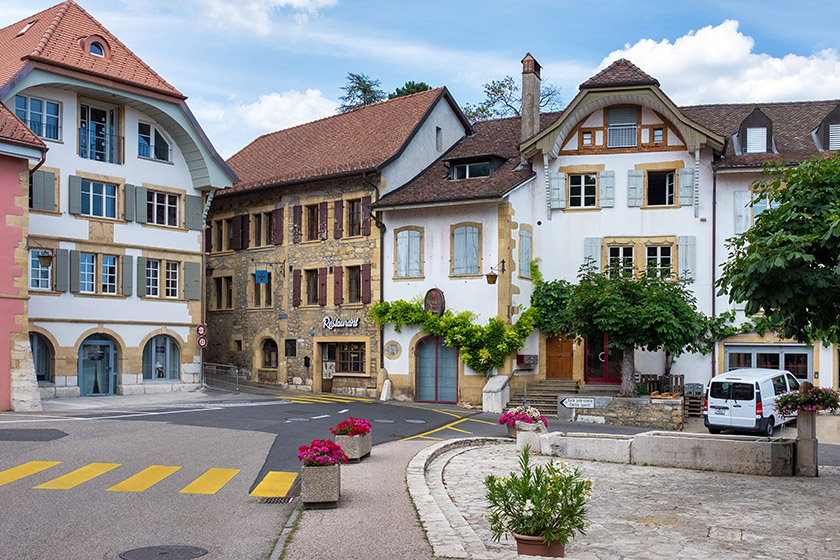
[0,101,47,151]
[580,58,660,90]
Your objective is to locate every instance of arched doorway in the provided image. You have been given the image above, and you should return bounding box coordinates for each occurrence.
[79,334,117,395]
[29,332,53,383]
[142,335,181,381]
[415,336,457,403]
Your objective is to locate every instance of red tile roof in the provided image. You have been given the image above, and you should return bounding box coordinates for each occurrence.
[0,1,182,98]
[580,58,659,90]
[0,102,47,151]
[223,88,465,194]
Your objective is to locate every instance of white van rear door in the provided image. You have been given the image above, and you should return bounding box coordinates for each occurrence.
[729,382,758,429]
[707,381,733,427]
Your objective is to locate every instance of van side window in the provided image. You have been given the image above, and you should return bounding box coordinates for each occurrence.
[786,374,800,392]
[731,383,754,401]
[772,376,787,395]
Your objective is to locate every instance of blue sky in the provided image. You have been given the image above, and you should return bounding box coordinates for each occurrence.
[2,0,839,158]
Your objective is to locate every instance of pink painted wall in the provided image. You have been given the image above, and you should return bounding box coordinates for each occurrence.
[0,155,26,411]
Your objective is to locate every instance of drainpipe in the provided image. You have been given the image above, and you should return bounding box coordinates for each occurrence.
[711,164,718,381]
[31,152,47,174]
[362,173,386,368]
[199,189,216,389]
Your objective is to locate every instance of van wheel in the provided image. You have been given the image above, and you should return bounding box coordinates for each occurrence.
[708,428,721,435]
[763,417,775,437]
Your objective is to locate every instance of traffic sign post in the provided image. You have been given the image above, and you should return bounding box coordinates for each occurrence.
[196,324,206,336]
[197,336,207,348]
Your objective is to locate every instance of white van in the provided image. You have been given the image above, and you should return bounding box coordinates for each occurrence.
[704,368,800,436]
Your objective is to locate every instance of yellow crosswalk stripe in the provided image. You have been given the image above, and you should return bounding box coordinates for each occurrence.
[179,468,240,495]
[250,471,297,497]
[0,461,62,487]
[107,465,181,492]
[34,462,121,489]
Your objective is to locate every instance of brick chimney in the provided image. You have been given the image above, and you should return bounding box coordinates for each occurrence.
[520,53,541,143]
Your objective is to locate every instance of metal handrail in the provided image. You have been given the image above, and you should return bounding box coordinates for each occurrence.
[79,127,124,164]
[607,124,637,148]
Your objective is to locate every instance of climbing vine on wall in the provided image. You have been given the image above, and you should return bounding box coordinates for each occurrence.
[369,299,536,374]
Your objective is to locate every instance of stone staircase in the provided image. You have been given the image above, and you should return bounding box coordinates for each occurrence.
[506,379,580,418]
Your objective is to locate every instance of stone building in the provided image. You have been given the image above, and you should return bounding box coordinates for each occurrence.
[206,88,471,395]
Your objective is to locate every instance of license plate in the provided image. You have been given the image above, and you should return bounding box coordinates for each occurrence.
[714,408,726,415]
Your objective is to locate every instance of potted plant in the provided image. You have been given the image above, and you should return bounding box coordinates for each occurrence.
[498,405,548,438]
[484,445,591,557]
[296,438,347,505]
[330,417,372,461]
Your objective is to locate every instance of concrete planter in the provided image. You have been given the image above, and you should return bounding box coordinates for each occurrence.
[335,433,371,461]
[300,463,340,506]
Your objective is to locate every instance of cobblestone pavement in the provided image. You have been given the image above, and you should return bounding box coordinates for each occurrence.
[409,438,840,560]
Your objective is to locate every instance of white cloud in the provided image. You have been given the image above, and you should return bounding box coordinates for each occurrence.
[597,20,840,105]
[191,89,337,157]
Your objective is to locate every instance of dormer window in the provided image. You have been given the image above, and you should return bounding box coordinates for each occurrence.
[738,108,772,154]
[607,107,637,148]
[89,42,105,57]
[452,162,490,179]
[817,104,840,151]
[830,124,840,151]
[81,35,110,59]
[746,127,767,154]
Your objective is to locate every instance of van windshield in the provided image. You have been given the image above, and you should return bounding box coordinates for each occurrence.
[710,382,754,401]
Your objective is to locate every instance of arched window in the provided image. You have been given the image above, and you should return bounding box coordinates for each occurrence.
[29,333,52,382]
[142,335,180,380]
[89,41,105,57]
[263,339,278,368]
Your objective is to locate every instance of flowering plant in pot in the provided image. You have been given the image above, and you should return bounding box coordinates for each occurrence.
[297,439,347,505]
[330,417,372,461]
[775,386,840,416]
[484,445,591,557]
[297,438,348,466]
[499,406,547,437]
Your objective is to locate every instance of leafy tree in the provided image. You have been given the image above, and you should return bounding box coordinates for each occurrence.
[462,76,563,122]
[388,81,432,99]
[338,72,385,112]
[717,153,840,344]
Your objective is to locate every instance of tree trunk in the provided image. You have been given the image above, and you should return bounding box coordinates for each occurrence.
[619,345,636,396]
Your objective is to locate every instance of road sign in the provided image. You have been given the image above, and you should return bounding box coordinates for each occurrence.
[255,270,269,284]
[561,397,595,409]
[196,325,206,336]
[197,336,207,348]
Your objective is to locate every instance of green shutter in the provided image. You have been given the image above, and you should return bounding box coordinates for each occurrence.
[678,168,694,206]
[184,261,200,300]
[627,170,644,207]
[135,186,147,223]
[69,250,80,293]
[549,172,566,209]
[137,256,146,296]
[124,184,135,221]
[121,255,133,296]
[599,171,615,207]
[678,236,696,282]
[55,249,69,292]
[68,175,82,215]
[185,195,203,230]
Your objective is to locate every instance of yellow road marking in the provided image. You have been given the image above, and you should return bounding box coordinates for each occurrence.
[401,418,474,441]
[179,468,240,495]
[34,463,120,489]
[465,417,498,426]
[0,461,62,487]
[419,436,445,440]
[395,404,466,419]
[250,471,298,497]
[448,426,472,434]
[107,466,181,492]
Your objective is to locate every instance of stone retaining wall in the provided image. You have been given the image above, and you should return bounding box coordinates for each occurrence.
[557,395,684,430]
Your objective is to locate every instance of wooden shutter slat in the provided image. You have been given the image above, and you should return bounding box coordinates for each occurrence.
[361,263,372,303]
[241,214,250,249]
[334,200,344,239]
[272,207,284,245]
[55,249,69,292]
[121,255,133,296]
[185,194,203,230]
[318,267,327,306]
[292,269,301,307]
[231,215,242,250]
[68,175,82,215]
[334,266,343,305]
[361,196,371,236]
[292,205,302,243]
[135,186,148,223]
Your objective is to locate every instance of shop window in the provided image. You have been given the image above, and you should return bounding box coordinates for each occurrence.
[142,335,180,380]
[337,342,365,373]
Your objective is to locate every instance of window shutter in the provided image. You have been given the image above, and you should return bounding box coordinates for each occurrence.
[55,249,69,292]
[627,170,644,207]
[318,267,327,306]
[678,168,694,206]
[608,107,637,125]
[746,127,767,154]
[333,266,343,305]
[334,200,344,239]
[137,257,146,296]
[231,215,242,250]
[292,205,302,243]
[583,237,601,269]
[272,207,284,245]
[678,236,696,282]
[184,261,200,300]
[829,124,840,150]
[599,171,615,207]
[361,263,372,303]
[408,230,421,276]
[204,227,212,253]
[549,172,566,209]
[31,170,55,211]
[68,175,82,215]
[318,201,328,239]
[397,231,408,277]
[185,195,203,230]
[121,255,133,296]
[240,214,250,249]
[519,230,531,273]
[135,186,147,223]
[361,196,371,236]
[123,183,135,221]
[69,250,80,294]
[292,269,301,307]
[733,190,751,234]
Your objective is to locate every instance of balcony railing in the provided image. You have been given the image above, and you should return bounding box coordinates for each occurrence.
[607,124,637,148]
[21,118,61,141]
[79,127,124,164]
[138,143,171,162]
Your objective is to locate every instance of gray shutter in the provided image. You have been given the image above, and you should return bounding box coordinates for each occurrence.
[69,250,80,293]
[55,249,69,292]
[627,170,644,207]
[678,236,696,282]
[184,261,200,300]
[31,170,55,211]
[599,170,615,207]
[135,186,147,223]
[583,237,602,269]
[185,195,203,230]
[121,255,133,296]
[68,175,82,215]
[733,190,751,234]
[549,172,566,209]
[124,184,135,221]
[137,256,146,296]
[678,168,694,206]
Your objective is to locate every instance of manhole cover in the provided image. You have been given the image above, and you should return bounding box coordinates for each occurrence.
[373,419,395,424]
[119,545,207,559]
[405,419,426,424]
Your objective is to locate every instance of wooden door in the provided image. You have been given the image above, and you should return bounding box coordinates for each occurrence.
[546,336,574,379]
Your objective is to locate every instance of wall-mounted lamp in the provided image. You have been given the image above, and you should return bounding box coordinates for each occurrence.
[26,237,53,267]
[485,259,506,285]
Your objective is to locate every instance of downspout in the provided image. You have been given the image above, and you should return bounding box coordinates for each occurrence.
[199,189,216,388]
[711,164,718,381]
[31,152,47,174]
[363,173,386,368]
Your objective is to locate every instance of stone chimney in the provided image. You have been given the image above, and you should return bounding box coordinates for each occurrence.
[520,53,541,143]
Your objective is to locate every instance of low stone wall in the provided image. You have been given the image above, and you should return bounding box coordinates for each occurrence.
[557,395,684,430]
